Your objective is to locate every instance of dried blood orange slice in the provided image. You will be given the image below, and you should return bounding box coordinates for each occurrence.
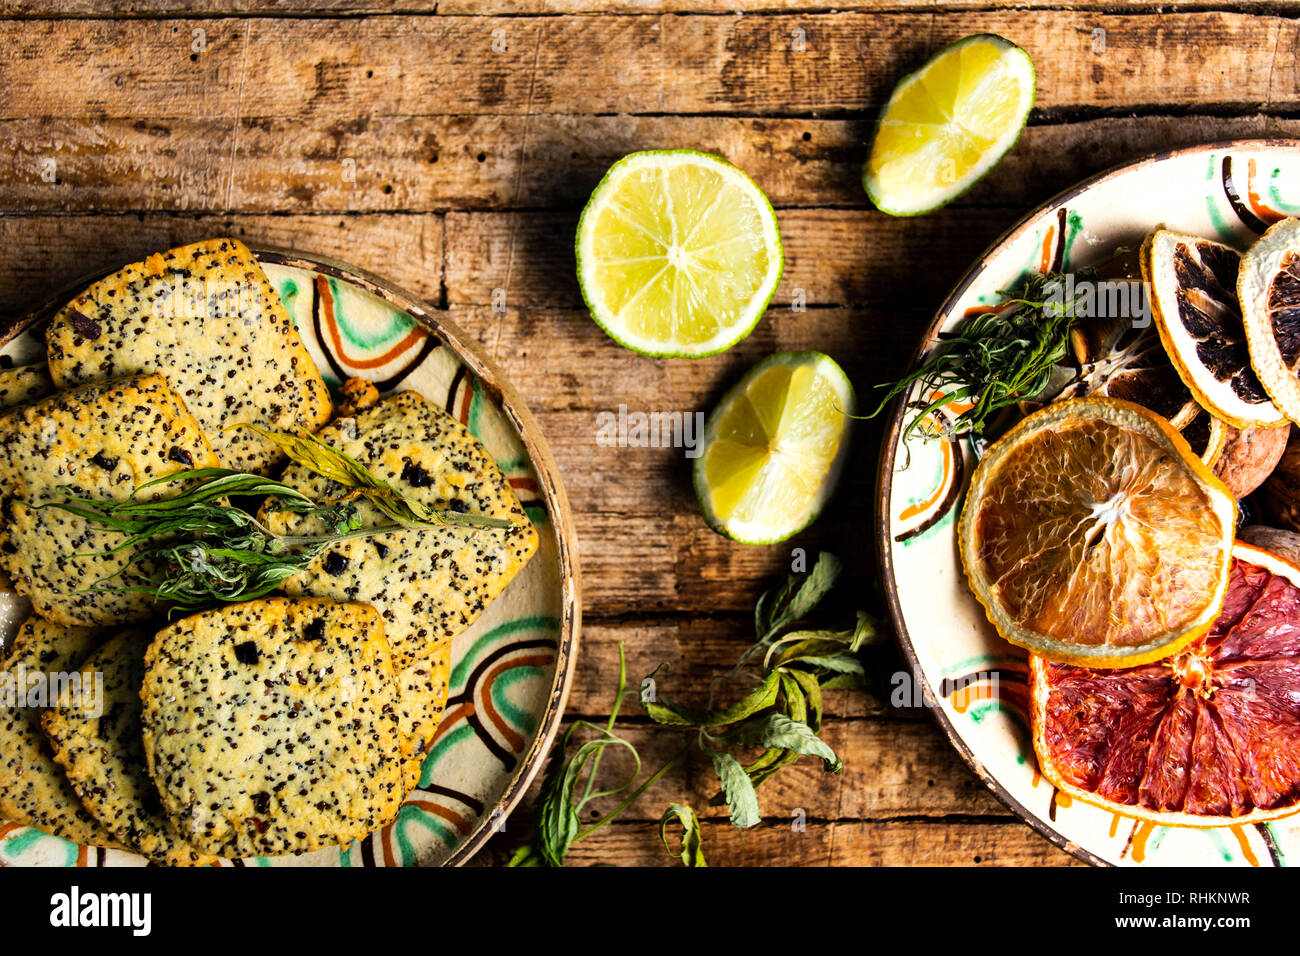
[1032,542,1300,825]
[1144,230,1287,429]
[960,396,1236,667]
[1242,218,1300,426]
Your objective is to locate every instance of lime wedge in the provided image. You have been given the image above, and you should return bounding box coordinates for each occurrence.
[576,150,784,358]
[695,351,855,544]
[864,34,1035,217]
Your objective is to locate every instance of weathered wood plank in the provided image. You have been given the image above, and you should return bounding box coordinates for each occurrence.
[563,616,905,719]
[6,114,1299,214]
[475,817,1081,865]
[446,300,905,612]
[444,207,1020,309]
[0,214,444,316]
[1,13,1296,120]
[5,0,1294,16]
[516,718,1015,821]
[0,208,1007,318]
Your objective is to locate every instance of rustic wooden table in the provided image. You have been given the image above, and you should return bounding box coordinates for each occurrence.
[4,0,1293,866]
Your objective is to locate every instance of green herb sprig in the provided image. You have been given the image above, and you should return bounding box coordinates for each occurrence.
[38,427,514,612]
[242,424,511,531]
[508,552,884,867]
[867,268,1099,442]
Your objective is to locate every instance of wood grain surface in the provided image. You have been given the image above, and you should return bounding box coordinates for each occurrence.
[2,0,1270,867]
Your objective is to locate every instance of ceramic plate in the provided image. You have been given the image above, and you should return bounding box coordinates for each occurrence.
[0,247,580,867]
[878,140,1300,867]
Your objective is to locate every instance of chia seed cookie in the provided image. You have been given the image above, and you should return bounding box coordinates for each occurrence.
[42,630,219,866]
[0,615,121,848]
[140,598,405,857]
[262,390,540,672]
[0,365,53,409]
[395,652,451,792]
[0,374,222,627]
[45,238,332,475]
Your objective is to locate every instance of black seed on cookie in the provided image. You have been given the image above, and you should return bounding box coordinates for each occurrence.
[251,791,271,815]
[69,310,103,341]
[400,458,433,488]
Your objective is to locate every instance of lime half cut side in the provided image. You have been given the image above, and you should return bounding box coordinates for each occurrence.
[864,34,1035,217]
[576,150,784,358]
[695,351,855,544]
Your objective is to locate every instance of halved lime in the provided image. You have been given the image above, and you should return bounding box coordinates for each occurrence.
[695,351,855,544]
[863,34,1035,217]
[576,150,784,358]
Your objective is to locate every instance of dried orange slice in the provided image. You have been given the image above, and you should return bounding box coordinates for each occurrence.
[959,396,1236,667]
[1144,230,1287,429]
[1032,542,1300,825]
[1241,218,1300,426]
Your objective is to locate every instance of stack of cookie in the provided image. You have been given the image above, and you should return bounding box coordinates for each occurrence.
[0,240,538,864]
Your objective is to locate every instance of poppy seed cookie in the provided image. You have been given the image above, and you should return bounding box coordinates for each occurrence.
[0,365,53,409]
[0,616,121,848]
[140,598,405,857]
[45,238,332,475]
[42,630,219,866]
[262,390,539,672]
[395,653,451,792]
[0,374,222,627]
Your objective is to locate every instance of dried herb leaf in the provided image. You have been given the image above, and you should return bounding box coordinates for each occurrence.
[711,752,761,829]
[241,424,513,531]
[659,804,707,867]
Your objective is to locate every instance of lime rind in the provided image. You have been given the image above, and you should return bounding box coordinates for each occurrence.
[576,149,784,359]
[863,34,1036,218]
[694,350,856,545]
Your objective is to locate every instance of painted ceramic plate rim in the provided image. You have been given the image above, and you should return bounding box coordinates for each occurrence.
[0,244,582,868]
[874,138,1300,868]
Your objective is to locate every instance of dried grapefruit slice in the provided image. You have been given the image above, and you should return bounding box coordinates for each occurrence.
[960,396,1236,667]
[1241,218,1300,426]
[1144,230,1287,429]
[1032,542,1300,825]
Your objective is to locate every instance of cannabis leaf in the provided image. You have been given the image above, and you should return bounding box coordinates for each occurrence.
[509,551,885,867]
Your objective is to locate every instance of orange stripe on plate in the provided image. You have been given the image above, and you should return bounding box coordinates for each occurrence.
[899,432,952,521]
[316,274,430,371]
[431,703,474,744]
[1039,226,1055,273]
[406,799,474,835]
[1230,824,1260,867]
[480,654,555,752]
[1247,158,1286,225]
